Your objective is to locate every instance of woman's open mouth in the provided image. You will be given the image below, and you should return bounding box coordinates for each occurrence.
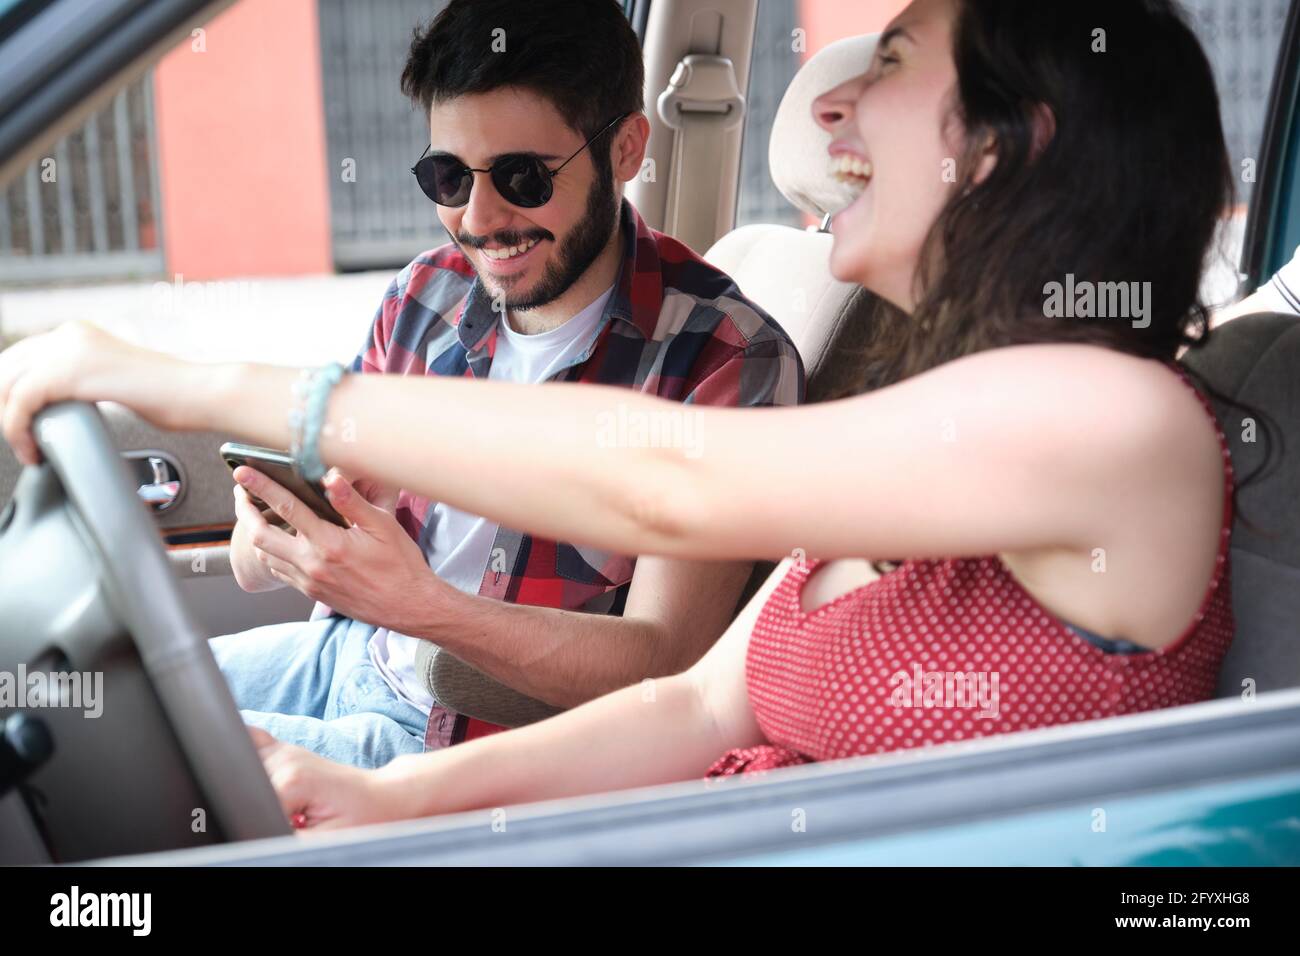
[830,154,874,198]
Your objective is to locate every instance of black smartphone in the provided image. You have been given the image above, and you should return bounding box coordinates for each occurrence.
[219,442,349,528]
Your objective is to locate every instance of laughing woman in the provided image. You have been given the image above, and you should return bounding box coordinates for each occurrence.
[0,0,1244,828]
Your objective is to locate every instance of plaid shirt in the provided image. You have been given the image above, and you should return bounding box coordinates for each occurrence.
[351,199,804,747]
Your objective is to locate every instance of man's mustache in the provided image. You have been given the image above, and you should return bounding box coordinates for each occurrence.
[455,228,553,249]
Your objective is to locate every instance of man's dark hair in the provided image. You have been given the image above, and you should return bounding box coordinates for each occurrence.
[401,0,645,156]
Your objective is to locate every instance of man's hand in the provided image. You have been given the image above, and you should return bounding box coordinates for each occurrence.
[230,482,289,593]
[229,471,400,593]
[251,728,419,830]
[233,465,456,631]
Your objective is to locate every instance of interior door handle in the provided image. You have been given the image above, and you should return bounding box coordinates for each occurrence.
[122,450,185,514]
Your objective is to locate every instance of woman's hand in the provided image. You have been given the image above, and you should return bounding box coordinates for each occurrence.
[0,321,195,465]
[250,727,422,831]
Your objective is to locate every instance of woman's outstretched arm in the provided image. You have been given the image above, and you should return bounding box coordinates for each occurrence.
[0,322,1207,566]
[260,561,787,829]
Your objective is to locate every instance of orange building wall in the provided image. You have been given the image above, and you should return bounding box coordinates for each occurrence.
[798,0,910,60]
[152,0,332,279]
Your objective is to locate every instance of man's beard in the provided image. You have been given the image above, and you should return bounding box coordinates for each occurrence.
[455,165,619,312]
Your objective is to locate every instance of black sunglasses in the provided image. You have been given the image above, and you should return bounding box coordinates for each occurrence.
[411,113,630,209]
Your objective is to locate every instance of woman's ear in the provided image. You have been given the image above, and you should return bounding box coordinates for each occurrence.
[971,102,1056,185]
[1028,101,1057,159]
[972,130,999,185]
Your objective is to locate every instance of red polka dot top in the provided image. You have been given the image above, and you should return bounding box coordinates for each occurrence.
[706,365,1235,777]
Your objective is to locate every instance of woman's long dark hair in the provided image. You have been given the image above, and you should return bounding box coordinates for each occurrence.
[856,0,1233,387]
[844,0,1277,555]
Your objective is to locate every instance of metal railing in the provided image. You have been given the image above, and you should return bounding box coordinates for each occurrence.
[0,74,163,285]
[317,0,445,271]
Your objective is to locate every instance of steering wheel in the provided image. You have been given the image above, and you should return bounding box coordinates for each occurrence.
[0,402,288,857]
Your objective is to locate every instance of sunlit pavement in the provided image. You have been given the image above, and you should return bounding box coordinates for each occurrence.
[0,211,1252,361]
[0,270,395,365]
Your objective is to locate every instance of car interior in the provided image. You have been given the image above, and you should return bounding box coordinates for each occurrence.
[0,0,1298,866]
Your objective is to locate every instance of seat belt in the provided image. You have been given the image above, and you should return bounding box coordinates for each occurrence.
[656,54,746,254]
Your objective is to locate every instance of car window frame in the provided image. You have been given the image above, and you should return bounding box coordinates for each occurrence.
[104,689,1300,866]
[0,0,235,188]
[1242,0,1300,287]
[624,0,650,44]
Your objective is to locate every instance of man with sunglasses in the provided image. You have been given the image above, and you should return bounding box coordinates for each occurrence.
[212,0,804,769]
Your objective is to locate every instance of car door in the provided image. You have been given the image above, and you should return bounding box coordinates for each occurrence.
[0,0,314,637]
[0,407,316,637]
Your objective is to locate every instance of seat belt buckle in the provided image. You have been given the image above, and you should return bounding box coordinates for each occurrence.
[656,54,746,131]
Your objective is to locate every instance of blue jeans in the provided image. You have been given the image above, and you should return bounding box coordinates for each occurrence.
[209,616,427,769]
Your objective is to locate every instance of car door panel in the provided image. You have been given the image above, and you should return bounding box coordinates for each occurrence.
[0,403,315,636]
[176,554,315,639]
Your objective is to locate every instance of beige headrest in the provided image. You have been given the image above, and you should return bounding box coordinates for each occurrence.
[769,34,879,220]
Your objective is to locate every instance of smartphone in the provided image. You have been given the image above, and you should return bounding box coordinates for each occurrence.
[220,442,349,528]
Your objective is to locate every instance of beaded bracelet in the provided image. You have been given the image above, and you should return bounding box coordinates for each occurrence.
[289,362,345,483]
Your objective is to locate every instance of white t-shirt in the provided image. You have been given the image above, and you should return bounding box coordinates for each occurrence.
[1254,244,1300,315]
[1220,244,1300,323]
[368,284,617,712]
